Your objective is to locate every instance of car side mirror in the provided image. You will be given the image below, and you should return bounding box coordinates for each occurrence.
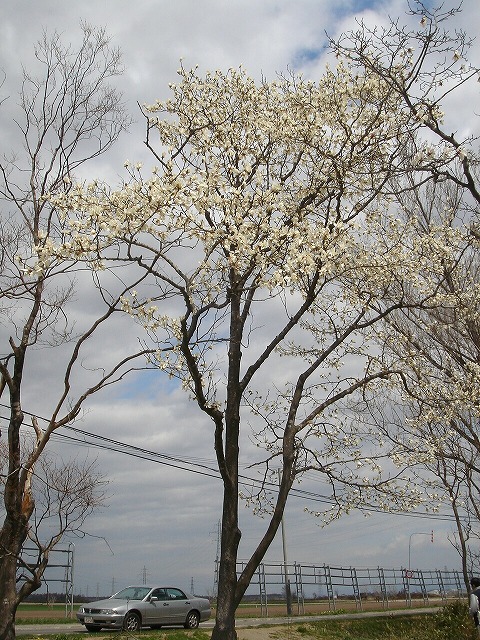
[150,596,158,602]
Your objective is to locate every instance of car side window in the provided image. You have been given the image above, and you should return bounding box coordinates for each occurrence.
[151,588,167,601]
[166,588,186,600]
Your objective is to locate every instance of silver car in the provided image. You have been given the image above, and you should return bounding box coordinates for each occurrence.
[76,585,211,631]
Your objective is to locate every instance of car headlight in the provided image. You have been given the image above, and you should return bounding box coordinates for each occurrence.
[99,609,115,615]
[78,607,85,613]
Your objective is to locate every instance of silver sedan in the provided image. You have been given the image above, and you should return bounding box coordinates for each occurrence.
[77,585,211,631]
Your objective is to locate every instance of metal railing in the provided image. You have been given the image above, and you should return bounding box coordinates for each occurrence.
[232,560,465,616]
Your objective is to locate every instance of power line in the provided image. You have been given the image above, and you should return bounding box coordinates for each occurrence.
[0,405,464,523]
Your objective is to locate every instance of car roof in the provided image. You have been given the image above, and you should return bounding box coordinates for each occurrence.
[122,585,185,590]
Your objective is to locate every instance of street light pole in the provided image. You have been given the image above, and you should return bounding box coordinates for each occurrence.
[406,531,433,606]
[408,531,433,570]
[278,470,292,616]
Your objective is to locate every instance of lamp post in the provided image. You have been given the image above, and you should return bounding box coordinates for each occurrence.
[407,531,433,605]
[278,470,292,616]
[408,531,434,571]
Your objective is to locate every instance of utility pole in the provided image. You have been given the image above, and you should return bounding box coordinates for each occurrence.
[214,520,221,597]
[278,470,292,616]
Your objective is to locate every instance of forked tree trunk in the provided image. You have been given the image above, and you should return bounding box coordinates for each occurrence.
[209,286,243,640]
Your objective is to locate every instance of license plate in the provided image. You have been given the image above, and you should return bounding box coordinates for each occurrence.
[84,617,94,623]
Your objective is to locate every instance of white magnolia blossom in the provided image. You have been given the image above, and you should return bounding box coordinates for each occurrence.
[37,62,474,516]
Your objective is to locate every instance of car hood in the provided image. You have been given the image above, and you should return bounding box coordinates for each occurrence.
[82,597,131,609]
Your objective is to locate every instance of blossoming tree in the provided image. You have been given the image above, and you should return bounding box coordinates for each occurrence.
[330,1,480,590]
[364,178,480,587]
[43,25,476,633]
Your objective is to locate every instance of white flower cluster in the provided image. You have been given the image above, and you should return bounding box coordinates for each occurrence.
[44,64,418,293]
[34,63,473,514]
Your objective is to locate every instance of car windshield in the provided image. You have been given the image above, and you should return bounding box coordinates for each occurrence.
[111,587,151,600]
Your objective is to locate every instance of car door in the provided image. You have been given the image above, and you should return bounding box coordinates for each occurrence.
[144,588,174,626]
[164,588,190,623]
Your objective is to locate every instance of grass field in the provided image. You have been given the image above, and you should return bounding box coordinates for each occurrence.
[16,603,69,624]
[15,600,478,640]
[15,596,444,623]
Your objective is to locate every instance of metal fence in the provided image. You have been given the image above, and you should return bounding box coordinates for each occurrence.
[20,543,75,616]
[234,560,466,616]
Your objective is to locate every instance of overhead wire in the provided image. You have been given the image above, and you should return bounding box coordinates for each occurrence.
[0,404,464,523]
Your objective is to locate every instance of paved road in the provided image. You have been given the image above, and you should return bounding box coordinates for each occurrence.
[16,607,440,636]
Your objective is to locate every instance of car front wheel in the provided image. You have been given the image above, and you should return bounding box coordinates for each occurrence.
[123,611,141,631]
[184,610,200,629]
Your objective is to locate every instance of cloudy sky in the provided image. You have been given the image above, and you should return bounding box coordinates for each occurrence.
[1,0,480,600]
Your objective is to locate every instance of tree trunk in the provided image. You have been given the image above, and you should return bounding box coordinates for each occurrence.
[0,604,16,640]
[210,283,243,640]
[0,404,34,640]
[211,481,242,640]
[0,520,23,640]
[450,496,471,591]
